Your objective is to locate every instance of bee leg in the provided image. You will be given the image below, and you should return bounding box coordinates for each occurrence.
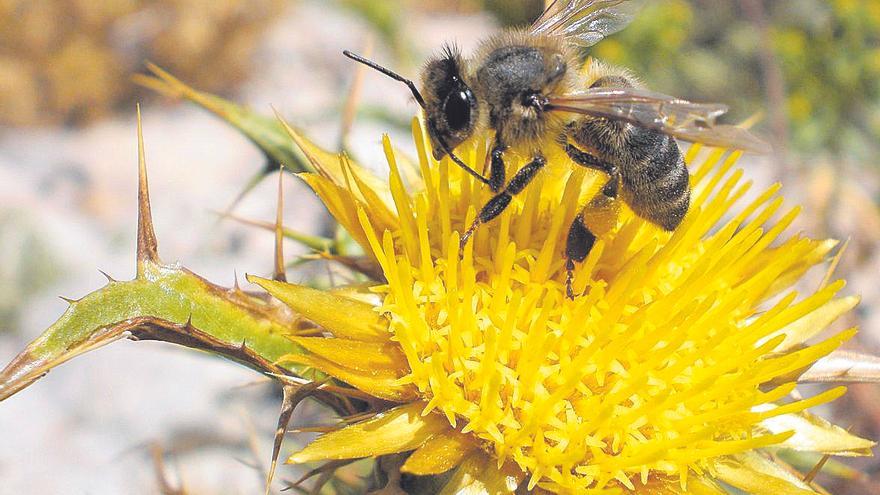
[488,141,507,193]
[565,172,621,299]
[565,215,596,300]
[563,141,616,176]
[460,154,546,251]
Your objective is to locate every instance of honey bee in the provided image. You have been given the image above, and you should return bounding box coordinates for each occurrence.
[344,0,768,298]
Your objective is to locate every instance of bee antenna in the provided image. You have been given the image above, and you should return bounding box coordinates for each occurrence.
[342,50,487,186]
[343,50,426,109]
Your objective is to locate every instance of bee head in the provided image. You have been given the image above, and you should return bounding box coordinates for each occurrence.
[341,48,476,165]
[421,46,479,160]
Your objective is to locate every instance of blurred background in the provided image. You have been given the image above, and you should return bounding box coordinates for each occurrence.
[0,0,878,493]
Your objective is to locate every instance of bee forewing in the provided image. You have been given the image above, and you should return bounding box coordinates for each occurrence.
[548,88,772,153]
[531,0,646,47]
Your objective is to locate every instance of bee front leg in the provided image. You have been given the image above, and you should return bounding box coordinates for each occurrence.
[460,154,546,252]
[565,171,621,299]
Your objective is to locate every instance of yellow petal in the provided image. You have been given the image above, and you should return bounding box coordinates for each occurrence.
[401,430,480,475]
[438,451,524,495]
[248,276,390,342]
[714,452,820,495]
[281,352,416,402]
[290,336,408,374]
[755,407,875,456]
[765,239,838,297]
[770,296,860,352]
[287,402,450,463]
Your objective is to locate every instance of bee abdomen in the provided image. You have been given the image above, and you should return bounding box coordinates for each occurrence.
[622,131,690,231]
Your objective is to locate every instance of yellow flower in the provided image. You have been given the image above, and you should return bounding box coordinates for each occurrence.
[250,117,873,494]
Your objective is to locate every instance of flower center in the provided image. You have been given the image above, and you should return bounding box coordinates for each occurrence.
[356,126,848,492]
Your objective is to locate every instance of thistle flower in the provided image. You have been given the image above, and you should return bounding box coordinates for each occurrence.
[247,117,875,494]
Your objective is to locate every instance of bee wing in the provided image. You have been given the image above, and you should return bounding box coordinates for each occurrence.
[530,0,646,47]
[548,88,772,153]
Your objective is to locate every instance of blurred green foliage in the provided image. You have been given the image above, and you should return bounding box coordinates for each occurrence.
[587,0,880,164]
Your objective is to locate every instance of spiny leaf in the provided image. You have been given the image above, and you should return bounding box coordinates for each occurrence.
[0,114,308,402]
[0,260,304,402]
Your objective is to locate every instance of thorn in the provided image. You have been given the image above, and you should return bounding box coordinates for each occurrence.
[803,453,831,484]
[98,269,117,283]
[59,296,77,305]
[273,166,287,282]
[136,104,160,276]
[266,381,324,495]
[233,270,242,292]
[286,425,335,434]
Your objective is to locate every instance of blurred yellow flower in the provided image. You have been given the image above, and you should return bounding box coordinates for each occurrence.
[252,118,872,493]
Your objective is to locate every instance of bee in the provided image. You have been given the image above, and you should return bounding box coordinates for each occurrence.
[344,0,768,298]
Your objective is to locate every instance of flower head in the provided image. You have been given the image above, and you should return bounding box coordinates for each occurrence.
[251,117,873,494]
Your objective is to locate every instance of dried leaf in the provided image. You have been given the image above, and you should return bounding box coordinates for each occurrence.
[799,350,880,383]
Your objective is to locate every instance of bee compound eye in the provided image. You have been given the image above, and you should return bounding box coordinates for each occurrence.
[443,88,473,132]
